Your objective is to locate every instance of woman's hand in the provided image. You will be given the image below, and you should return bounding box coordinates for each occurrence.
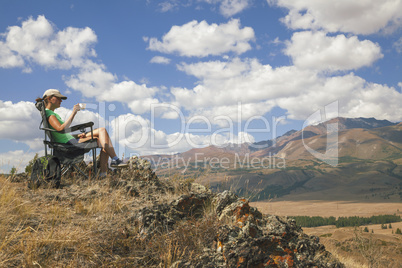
[73,104,81,113]
[78,132,87,139]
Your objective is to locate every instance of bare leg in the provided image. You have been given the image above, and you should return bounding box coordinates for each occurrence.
[92,127,117,159]
[99,149,108,173]
[79,127,117,158]
[78,127,118,173]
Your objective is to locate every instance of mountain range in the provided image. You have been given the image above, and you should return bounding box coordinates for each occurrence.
[146,117,402,201]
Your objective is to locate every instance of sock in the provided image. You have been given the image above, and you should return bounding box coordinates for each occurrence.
[112,156,119,161]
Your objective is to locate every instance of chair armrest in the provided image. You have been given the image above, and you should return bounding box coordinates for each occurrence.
[64,122,94,133]
[41,127,57,132]
[42,122,94,133]
[39,122,94,136]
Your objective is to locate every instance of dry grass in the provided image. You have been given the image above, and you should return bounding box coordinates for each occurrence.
[0,173,221,267]
[316,230,402,268]
[131,209,220,267]
[0,175,119,266]
[303,224,402,268]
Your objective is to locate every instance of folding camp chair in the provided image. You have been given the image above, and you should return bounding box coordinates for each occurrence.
[35,101,99,179]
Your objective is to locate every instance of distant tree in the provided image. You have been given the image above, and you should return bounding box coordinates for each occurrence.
[291,215,401,228]
[363,227,369,232]
[388,223,392,229]
[396,228,402,235]
[10,166,17,176]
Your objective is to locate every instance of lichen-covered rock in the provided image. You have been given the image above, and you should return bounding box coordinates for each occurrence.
[213,190,238,216]
[108,156,173,198]
[131,204,179,237]
[171,192,212,217]
[128,156,152,170]
[218,197,263,227]
[132,193,214,238]
[190,182,209,194]
[171,248,226,268]
[117,156,159,182]
[130,190,345,268]
[215,213,344,268]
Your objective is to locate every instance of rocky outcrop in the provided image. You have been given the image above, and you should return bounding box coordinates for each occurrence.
[75,155,347,267]
[131,186,344,267]
[19,156,344,267]
[123,155,159,181]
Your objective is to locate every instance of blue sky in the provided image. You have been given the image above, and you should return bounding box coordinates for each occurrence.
[1,0,402,173]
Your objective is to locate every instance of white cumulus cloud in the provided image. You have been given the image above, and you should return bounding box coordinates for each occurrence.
[150,56,171,64]
[220,0,252,17]
[285,31,383,71]
[269,0,402,34]
[275,73,402,121]
[147,19,255,57]
[0,15,97,70]
[173,57,402,122]
[109,113,257,155]
[158,0,252,17]
[1,16,162,115]
[64,61,115,98]
[394,37,402,53]
[0,42,24,68]
[0,101,41,142]
[65,66,161,114]
[174,58,314,110]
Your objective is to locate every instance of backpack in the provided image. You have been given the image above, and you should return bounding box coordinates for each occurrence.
[29,155,61,189]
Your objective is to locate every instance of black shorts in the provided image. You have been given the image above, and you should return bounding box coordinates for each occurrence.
[66,138,79,145]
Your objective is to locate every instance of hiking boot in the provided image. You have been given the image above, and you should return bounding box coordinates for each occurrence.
[110,158,128,168]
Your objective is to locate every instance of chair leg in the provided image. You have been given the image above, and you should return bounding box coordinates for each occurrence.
[61,165,72,177]
[61,164,89,179]
[72,164,89,179]
[92,148,97,179]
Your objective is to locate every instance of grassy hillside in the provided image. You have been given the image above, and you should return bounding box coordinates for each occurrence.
[0,173,204,267]
[304,223,402,268]
[158,157,402,202]
[0,167,346,267]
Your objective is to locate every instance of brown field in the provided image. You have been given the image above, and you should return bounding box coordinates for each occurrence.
[251,200,402,268]
[303,222,402,268]
[251,200,402,218]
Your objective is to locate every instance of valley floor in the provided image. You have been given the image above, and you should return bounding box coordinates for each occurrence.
[251,200,402,218]
[252,200,402,268]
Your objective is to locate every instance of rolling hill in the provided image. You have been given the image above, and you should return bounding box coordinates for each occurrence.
[148,117,402,201]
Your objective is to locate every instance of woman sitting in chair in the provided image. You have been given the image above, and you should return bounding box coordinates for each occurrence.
[36,89,127,177]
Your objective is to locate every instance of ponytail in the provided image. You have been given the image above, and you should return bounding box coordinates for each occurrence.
[36,96,49,104]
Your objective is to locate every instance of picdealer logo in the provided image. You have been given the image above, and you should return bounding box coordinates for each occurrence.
[302,101,339,167]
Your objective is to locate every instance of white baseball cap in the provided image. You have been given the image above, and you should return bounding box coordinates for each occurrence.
[43,89,67,100]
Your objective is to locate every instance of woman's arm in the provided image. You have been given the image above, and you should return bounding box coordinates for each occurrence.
[48,104,80,131]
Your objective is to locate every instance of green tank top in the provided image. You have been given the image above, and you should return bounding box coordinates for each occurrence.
[45,109,75,143]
